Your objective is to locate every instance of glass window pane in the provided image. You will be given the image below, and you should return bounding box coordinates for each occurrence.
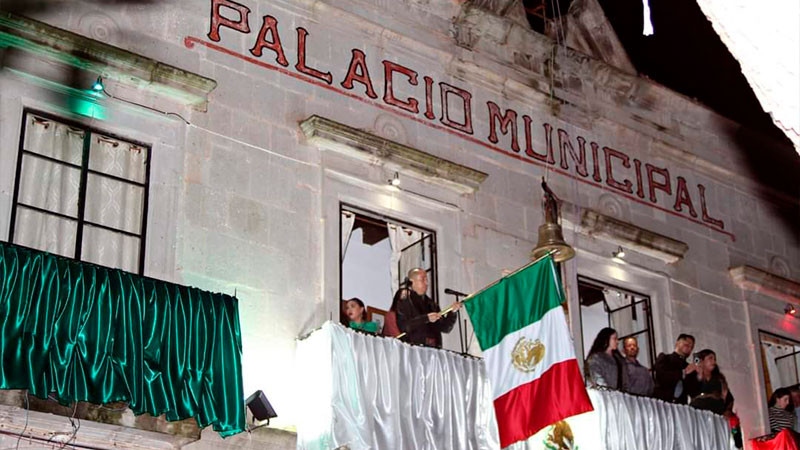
[23,115,84,165]
[13,207,77,257]
[84,173,144,234]
[18,154,82,218]
[81,225,140,273]
[89,135,147,183]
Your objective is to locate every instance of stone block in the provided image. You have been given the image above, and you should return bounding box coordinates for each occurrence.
[228,195,271,244]
[208,144,251,197]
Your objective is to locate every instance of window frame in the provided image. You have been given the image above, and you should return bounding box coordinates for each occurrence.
[338,202,438,324]
[577,275,657,368]
[758,330,800,399]
[8,109,152,275]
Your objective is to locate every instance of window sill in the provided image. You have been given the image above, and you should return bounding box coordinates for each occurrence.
[300,115,488,195]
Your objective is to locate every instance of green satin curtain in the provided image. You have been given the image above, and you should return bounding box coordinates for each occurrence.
[0,241,245,437]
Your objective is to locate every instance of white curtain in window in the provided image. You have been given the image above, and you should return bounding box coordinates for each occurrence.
[387,224,422,295]
[340,211,356,261]
[82,136,145,273]
[14,116,144,273]
[14,117,83,258]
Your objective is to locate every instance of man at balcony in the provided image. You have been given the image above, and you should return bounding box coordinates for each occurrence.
[653,334,700,403]
[393,268,461,348]
[623,337,654,396]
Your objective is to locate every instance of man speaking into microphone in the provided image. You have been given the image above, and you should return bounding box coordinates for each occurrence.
[393,268,462,348]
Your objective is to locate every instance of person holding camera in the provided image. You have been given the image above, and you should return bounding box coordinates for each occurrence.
[653,334,701,403]
[689,349,728,414]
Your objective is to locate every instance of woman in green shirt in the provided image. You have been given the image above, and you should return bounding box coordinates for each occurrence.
[345,298,379,333]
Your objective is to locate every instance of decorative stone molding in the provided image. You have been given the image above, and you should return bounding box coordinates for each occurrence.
[0,12,216,110]
[729,265,800,303]
[300,115,488,194]
[580,209,689,263]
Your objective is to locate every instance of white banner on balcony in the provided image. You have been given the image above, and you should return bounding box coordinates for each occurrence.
[296,322,734,450]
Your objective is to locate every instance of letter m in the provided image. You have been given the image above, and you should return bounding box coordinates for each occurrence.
[487,101,520,152]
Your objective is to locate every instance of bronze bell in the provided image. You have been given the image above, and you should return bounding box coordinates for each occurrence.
[531,180,575,262]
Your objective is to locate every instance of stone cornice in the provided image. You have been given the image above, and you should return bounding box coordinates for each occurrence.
[579,209,689,264]
[300,115,488,194]
[729,265,800,303]
[0,11,216,110]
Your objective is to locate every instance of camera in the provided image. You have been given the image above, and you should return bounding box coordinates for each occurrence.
[692,353,701,364]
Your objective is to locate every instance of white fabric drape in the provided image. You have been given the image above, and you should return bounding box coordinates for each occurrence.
[15,117,83,257]
[82,136,145,273]
[340,211,356,261]
[764,342,800,389]
[296,322,498,450]
[588,389,733,450]
[387,224,422,294]
[296,322,736,450]
[14,115,144,273]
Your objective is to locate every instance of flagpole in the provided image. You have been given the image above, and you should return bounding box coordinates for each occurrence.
[395,249,557,339]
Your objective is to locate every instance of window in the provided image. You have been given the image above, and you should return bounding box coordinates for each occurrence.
[759,331,800,398]
[8,110,151,274]
[339,204,437,332]
[578,276,656,367]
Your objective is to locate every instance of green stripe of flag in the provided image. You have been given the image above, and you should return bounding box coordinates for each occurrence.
[464,257,564,350]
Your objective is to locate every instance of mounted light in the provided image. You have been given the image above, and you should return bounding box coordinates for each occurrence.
[92,76,104,92]
[785,304,797,316]
[613,247,626,259]
[389,172,400,187]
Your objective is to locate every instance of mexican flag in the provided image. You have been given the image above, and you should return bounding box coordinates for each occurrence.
[465,256,593,448]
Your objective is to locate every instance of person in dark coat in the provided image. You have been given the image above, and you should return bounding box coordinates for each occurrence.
[586,327,627,390]
[393,268,461,348]
[653,334,700,403]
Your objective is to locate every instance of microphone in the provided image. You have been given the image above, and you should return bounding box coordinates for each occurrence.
[444,288,467,297]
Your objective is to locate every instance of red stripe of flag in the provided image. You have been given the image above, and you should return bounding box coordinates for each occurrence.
[493,359,593,448]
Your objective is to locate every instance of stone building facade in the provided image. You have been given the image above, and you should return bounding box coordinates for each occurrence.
[0,0,797,448]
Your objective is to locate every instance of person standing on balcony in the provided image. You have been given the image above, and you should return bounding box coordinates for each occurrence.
[790,387,800,432]
[586,328,627,390]
[689,349,727,414]
[344,298,379,333]
[768,388,796,435]
[393,268,461,348]
[653,334,700,403]
[622,336,654,396]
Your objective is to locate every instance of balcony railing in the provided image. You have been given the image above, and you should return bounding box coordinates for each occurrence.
[296,322,735,449]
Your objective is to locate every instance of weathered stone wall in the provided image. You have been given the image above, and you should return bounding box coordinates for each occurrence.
[0,0,797,447]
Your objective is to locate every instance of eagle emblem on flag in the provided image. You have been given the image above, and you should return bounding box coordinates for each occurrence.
[511,336,545,372]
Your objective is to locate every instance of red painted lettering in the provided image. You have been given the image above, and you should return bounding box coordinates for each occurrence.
[525,121,555,164]
[557,129,588,177]
[382,61,419,114]
[296,27,333,84]
[698,184,725,229]
[250,16,288,66]
[341,49,377,98]
[590,141,602,182]
[423,76,435,120]
[487,102,519,152]
[633,159,645,199]
[439,82,473,134]
[646,163,671,203]
[673,177,698,217]
[603,147,633,193]
[208,0,251,42]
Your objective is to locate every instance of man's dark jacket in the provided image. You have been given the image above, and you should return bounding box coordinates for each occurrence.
[653,351,700,403]
[394,289,456,347]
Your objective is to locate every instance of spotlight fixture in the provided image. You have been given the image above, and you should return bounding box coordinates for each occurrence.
[389,172,400,187]
[91,76,105,92]
[246,390,277,424]
[612,246,626,259]
[785,304,797,316]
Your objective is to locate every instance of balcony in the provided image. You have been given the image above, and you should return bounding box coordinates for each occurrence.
[296,322,735,449]
[0,241,245,446]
